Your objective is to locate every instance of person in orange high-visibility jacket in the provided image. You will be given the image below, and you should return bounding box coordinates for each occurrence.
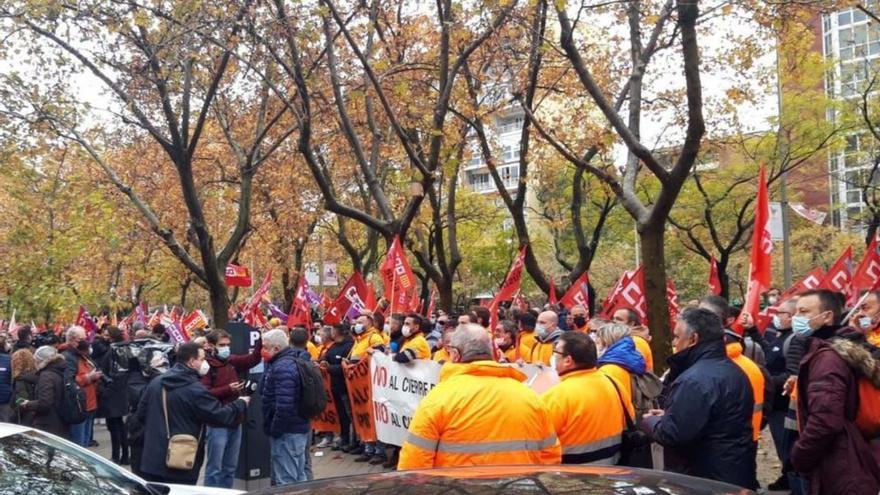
[394,314,432,362]
[398,324,561,469]
[517,313,538,362]
[432,326,456,363]
[348,314,385,361]
[529,311,564,366]
[493,320,519,363]
[542,332,625,465]
[612,308,654,372]
[725,333,765,443]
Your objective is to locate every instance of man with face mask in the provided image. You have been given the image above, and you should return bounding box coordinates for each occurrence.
[639,308,755,488]
[394,314,431,363]
[790,289,880,495]
[850,290,880,346]
[432,325,456,363]
[348,313,384,361]
[540,331,626,464]
[200,329,263,488]
[136,342,250,485]
[569,305,589,333]
[493,320,519,362]
[62,325,102,447]
[398,324,561,469]
[527,311,564,366]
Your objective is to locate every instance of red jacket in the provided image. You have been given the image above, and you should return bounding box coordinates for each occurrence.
[201,338,263,405]
[792,326,880,495]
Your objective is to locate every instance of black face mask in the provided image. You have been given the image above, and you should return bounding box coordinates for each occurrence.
[572,316,587,328]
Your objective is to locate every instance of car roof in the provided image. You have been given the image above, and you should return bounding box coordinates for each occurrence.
[0,423,33,438]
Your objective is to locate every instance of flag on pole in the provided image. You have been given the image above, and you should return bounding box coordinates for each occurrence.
[380,237,417,313]
[76,306,99,342]
[365,283,377,313]
[287,276,313,328]
[709,257,722,296]
[559,272,591,314]
[601,266,647,322]
[426,289,437,317]
[494,246,527,303]
[819,246,854,301]
[324,272,369,325]
[243,271,273,327]
[853,235,880,296]
[778,268,825,303]
[741,165,773,321]
[548,280,557,306]
[224,264,253,287]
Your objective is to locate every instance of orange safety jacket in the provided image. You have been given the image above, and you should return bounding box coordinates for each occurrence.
[541,368,626,465]
[598,364,635,418]
[856,378,880,438]
[398,360,561,469]
[633,335,654,372]
[726,342,765,442]
[432,348,451,363]
[348,329,384,360]
[400,333,432,360]
[518,330,537,362]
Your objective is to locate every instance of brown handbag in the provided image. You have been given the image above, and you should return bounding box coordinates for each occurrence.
[162,388,201,470]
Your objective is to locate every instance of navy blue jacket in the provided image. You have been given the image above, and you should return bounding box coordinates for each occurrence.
[642,340,756,489]
[0,351,11,405]
[136,363,246,484]
[261,347,310,438]
[323,338,354,395]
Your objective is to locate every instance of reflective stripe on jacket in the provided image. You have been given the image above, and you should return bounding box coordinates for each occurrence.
[726,342,765,442]
[398,360,561,469]
[400,334,431,360]
[542,368,625,465]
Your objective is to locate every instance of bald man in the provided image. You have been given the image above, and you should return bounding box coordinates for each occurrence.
[528,311,564,365]
[570,305,589,333]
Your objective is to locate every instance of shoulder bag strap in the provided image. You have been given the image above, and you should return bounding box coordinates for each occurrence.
[604,374,636,431]
[161,387,170,440]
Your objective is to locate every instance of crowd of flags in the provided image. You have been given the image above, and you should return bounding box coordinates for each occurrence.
[5,165,880,341]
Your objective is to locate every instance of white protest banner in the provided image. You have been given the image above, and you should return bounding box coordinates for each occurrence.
[370,352,441,446]
[370,354,561,446]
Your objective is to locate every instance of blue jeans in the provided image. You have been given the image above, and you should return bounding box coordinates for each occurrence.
[204,425,242,488]
[304,430,313,481]
[270,432,308,486]
[69,412,95,447]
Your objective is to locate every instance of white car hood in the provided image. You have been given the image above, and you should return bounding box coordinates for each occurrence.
[165,484,245,495]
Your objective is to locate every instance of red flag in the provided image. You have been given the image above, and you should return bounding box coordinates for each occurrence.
[426,289,437,317]
[548,280,558,305]
[380,237,418,313]
[819,246,854,300]
[512,292,529,313]
[76,306,98,341]
[243,271,272,327]
[287,276,313,328]
[602,270,634,314]
[365,283,377,312]
[181,310,209,337]
[742,166,773,318]
[601,266,647,322]
[667,280,680,328]
[324,272,369,325]
[495,246,527,303]
[778,267,825,303]
[224,264,252,287]
[853,235,880,295]
[560,272,591,314]
[320,290,333,310]
[709,257,722,296]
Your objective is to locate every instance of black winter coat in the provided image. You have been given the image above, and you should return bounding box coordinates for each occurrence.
[12,372,38,426]
[26,359,68,439]
[261,347,310,438]
[136,363,246,484]
[323,337,353,395]
[641,340,755,489]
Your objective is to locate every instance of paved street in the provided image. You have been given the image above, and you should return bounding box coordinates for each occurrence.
[88,421,387,491]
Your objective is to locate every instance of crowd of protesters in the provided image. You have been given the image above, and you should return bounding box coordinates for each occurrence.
[1,286,880,494]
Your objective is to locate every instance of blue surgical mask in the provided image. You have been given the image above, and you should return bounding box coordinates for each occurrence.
[860,316,875,330]
[772,315,783,330]
[217,347,231,360]
[535,324,547,339]
[791,315,813,336]
[354,323,365,335]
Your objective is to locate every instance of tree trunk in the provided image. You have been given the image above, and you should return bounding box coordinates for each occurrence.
[437,278,454,314]
[867,212,880,247]
[639,223,672,372]
[718,256,730,300]
[207,279,230,329]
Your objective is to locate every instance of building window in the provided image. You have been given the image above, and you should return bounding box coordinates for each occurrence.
[501,144,520,162]
[496,115,524,134]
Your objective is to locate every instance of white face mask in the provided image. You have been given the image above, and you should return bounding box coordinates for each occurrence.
[314,335,323,345]
[402,326,412,338]
[383,323,391,334]
[198,360,210,376]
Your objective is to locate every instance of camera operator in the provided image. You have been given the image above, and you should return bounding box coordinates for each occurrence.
[200,328,262,489]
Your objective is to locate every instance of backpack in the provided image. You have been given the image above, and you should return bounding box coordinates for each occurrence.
[293,358,327,419]
[57,373,87,424]
[630,372,663,419]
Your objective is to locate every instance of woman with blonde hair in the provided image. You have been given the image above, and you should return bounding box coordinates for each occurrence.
[11,348,38,426]
[595,321,646,414]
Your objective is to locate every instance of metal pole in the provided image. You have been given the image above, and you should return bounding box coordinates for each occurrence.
[776,42,793,288]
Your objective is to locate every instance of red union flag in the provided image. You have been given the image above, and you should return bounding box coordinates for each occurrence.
[242,271,272,327]
[667,280,680,324]
[380,236,417,313]
[601,266,646,322]
[76,306,98,341]
[560,271,591,313]
[324,272,368,325]
[181,310,208,337]
[548,280,558,305]
[853,235,880,295]
[602,270,633,314]
[224,264,252,287]
[742,166,773,318]
[709,257,722,296]
[426,289,436,317]
[494,246,527,303]
[287,276,312,328]
[819,246,854,300]
[778,267,825,303]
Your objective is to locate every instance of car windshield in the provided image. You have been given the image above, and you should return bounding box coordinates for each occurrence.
[0,429,151,495]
